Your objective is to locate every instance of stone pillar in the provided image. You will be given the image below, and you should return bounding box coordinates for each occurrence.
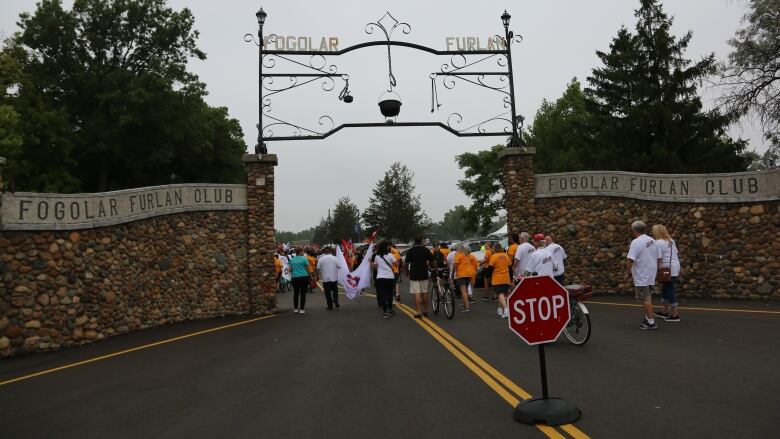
[243,153,278,315]
[498,147,536,234]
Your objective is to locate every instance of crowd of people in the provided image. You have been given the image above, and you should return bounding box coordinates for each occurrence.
[274,220,682,330]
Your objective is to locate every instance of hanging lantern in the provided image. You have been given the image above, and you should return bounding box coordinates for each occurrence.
[378,90,402,118]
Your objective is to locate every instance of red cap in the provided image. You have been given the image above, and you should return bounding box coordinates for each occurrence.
[533,233,546,242]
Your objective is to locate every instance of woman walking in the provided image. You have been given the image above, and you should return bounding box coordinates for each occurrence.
[372,240,398,319]
[453,243,478,313]
[488,243,512,318]
[652,224,681,322]
[289,247,313,314]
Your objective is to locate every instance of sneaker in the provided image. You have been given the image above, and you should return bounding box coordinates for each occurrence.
[335,303,340,308]
[468,298,476,304]
[665,315,680,322]
[460,307,472,313]
[422,312,428,317]
[293,309,299,314]
[395,294,401,302]
[381,312,390,319]
[654,311,669,319]
[299,309,306,315]
[413,313,422,319]
[503,309,509,319]
[639,320,658,330]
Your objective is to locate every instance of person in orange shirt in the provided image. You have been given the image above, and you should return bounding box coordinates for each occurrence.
[507,233,520,263]
[305,248,317,293]
[274,254,282,278]
[391,243,402,301]
[481,242,494,301]
[488,243,513,318]
[453,243,478,312]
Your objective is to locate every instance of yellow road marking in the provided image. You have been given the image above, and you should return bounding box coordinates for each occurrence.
[588,300,780,315]
[0,314,277,387]
[394,304,566,439]
[398,303,589,439]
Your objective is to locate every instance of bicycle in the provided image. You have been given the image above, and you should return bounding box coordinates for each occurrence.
[563,284,592,345]
[277,275,292,295]
[429,267,455,319]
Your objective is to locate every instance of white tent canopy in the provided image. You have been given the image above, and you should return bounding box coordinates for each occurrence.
[488,224,507,237]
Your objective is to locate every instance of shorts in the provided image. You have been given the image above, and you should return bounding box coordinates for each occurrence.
[634,285,654,301]
[410,279,429,294]
[494,284,510,295]
[455,277,471,289]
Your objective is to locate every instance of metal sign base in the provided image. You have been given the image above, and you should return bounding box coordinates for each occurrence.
[513,397,581,426]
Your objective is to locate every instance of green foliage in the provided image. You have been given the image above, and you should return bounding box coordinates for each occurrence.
[721,0,780,151]
[455,145,504,235]
[1,0,246,192]
[527,78,592,173]
[427,205,475,240]
[329,196,361,243]
[585,0,748,173]
[362,162,429,242]
[276,227,314,244]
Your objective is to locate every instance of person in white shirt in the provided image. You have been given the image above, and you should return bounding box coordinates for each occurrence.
[513,234,535,279]
[652,224,681,322]
[316,247,341,310]
[545,235,567,285]
[627,220,663,330]
[529,234,554,276]
[371,240,398,318]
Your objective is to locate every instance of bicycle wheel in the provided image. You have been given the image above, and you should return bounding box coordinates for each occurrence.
[431,284,440,314]
[563,301,591,345]
[443,286,455,320]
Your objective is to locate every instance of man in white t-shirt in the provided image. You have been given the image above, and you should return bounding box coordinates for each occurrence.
[316,247,341,310]
[513,233,535,279]
[627,220,663,330]
[545,235,567,285]
[529,234,554,276]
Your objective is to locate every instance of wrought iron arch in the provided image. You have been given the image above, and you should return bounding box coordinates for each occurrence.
[245,10,526,151]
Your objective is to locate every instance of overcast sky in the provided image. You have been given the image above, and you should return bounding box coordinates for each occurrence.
[0,0,768,232]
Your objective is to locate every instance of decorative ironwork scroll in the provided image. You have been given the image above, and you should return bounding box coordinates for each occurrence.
[245,10,524,145]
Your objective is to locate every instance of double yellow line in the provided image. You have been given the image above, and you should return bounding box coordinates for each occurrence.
[394,302,590,439]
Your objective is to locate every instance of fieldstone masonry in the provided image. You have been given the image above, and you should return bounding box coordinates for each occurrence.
[500,148,779,300]
[244,154,278,315]
[0,154,278,357]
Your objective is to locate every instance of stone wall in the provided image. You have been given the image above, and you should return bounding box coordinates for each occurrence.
[500,149,780,300]
[0,154,278,357]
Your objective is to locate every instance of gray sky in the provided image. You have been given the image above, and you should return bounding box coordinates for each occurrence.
[1,0,768,232]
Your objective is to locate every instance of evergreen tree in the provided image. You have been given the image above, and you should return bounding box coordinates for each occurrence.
[585,0,748,173]
[329,196,361,243]
[362,162,429,242]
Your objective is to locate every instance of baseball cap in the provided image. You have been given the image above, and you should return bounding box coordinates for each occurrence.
[533,233,546,242]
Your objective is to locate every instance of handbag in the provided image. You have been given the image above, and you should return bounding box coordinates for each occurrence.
[657,241,673,283]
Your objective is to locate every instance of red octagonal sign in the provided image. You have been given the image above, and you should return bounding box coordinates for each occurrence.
[507,275,570,345]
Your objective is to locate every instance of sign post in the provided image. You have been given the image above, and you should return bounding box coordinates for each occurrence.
[507,275,580,426]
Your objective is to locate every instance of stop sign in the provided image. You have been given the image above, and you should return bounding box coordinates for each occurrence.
[507,275,570,345]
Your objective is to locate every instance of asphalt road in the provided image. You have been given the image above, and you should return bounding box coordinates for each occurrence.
[1,284,779,439]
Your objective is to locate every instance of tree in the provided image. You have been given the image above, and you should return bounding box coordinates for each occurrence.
[275,227,315,244]
[526,78,592,173]
[720,0,780,149]
[585,0,748,173]
[311,211,333,245]
[362,162,429,242]
[455,145,504,235]
[0,54,23,185]
[329,196,361,243]
[2,0,246,192]
[437,205,475,240]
